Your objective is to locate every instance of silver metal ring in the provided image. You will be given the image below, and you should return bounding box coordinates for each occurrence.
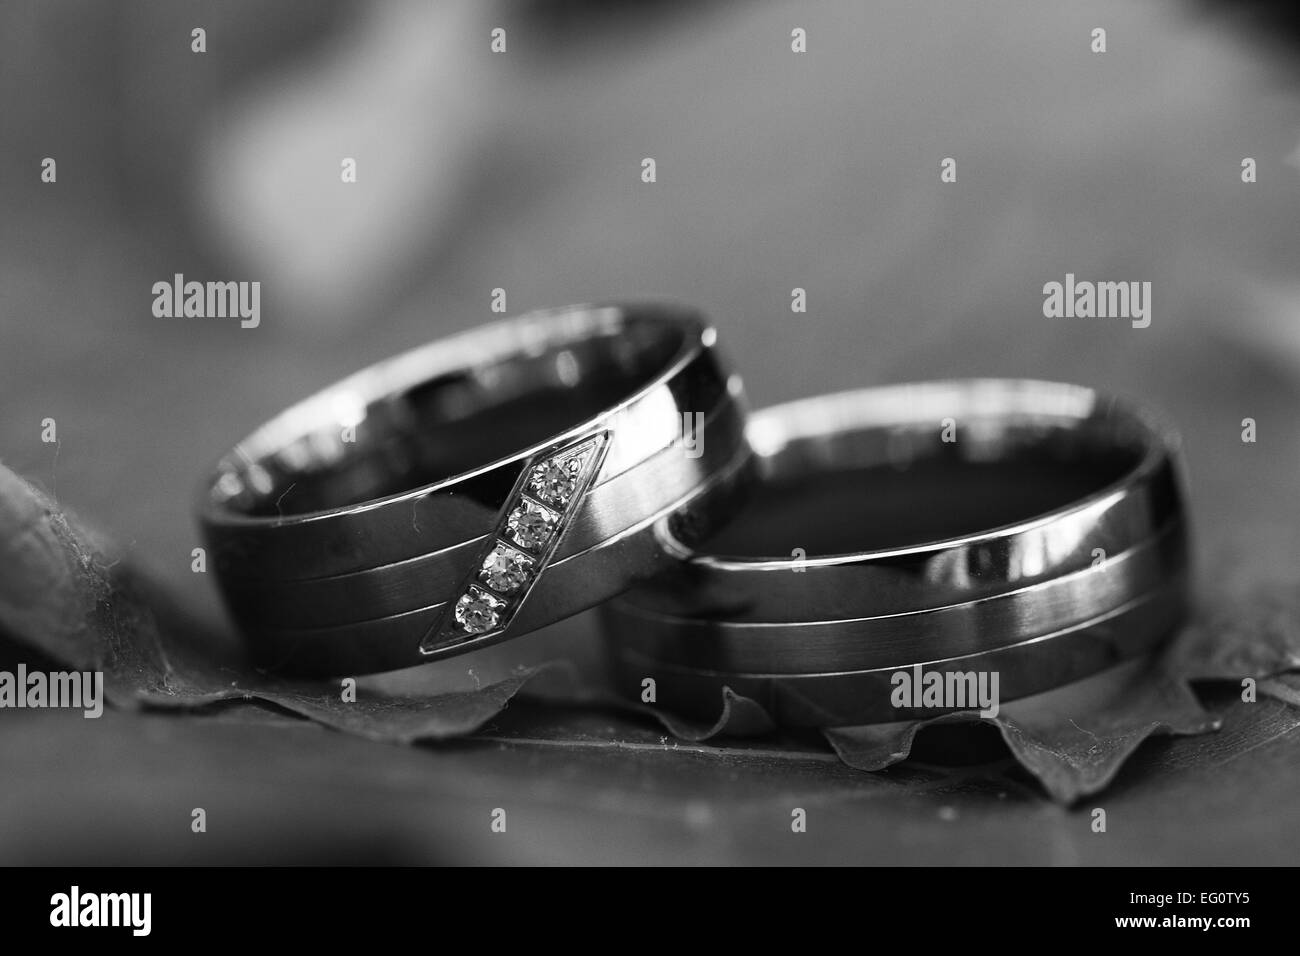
[198,303,750,675]
[601,380,1190,725]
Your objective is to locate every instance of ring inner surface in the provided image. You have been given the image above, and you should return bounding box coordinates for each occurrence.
[214,313,686,517]
[699,415,1147,557]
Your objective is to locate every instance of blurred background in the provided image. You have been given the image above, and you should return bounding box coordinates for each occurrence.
[1,0,1299,864]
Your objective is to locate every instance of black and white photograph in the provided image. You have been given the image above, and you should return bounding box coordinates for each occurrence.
[1,0,1297,915]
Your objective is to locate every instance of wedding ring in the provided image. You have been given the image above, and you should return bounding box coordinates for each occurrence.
[198,303,750,675]
[601,380,1190,725]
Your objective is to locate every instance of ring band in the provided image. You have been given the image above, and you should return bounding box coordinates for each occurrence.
[601,380,1190,725]
[198,303,750,675]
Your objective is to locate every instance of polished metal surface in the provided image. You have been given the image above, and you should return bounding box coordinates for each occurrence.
[198,303,751,674]
[601,380,1191,725]
[607,579,1189,726]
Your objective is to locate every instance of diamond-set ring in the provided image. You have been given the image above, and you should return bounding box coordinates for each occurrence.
[198,303,749,675]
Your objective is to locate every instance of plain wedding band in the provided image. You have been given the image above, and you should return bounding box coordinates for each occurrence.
[601,380,1190,725]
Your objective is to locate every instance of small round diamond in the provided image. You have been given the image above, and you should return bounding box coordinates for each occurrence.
[506,500,559,551]
[528,457,582,507]
[480,545,532,594]
[454,588,504,634]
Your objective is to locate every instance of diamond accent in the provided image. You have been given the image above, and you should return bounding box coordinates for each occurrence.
[479,544,533,594]
[454,587,506,634]
[527,454,585,507]
[421,432,610,656]
[506,499,559,552]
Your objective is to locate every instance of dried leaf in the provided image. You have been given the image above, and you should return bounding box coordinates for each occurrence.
[823,658,1218,803]
[5,460,1298,803]
[633,688,776,741]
